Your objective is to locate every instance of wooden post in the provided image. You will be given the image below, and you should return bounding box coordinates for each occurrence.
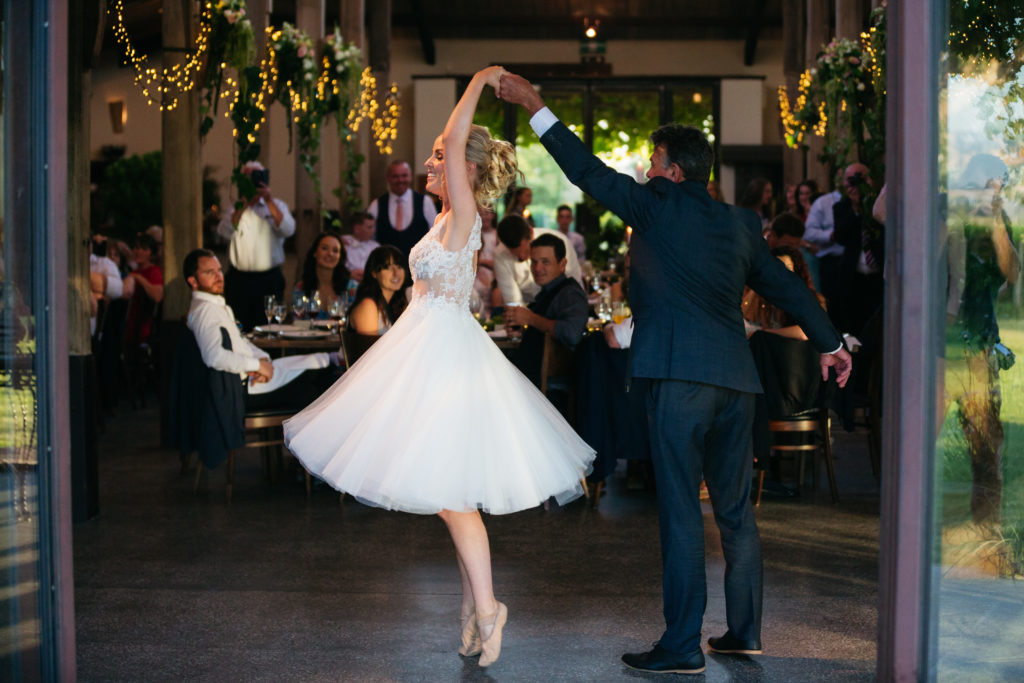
[805,0,831,189]
[338,0,368,220]
[782,0,806,190]
[835,0,866,40]
[366,0,392,202]
[162,0,203,320]
[294,0,326,279]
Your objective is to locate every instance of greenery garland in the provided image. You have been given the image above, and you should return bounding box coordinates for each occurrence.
[778,5,887,185]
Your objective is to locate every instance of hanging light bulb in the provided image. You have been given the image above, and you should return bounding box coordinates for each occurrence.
[583,18,599,40]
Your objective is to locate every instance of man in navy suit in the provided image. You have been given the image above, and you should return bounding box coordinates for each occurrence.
[501,72,852,675]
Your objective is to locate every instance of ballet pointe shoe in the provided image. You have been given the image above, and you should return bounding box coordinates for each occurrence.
[477,602,508,667]
[459,606,481,657]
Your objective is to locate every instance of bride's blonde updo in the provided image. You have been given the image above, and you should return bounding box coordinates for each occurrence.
[465,124,519,207]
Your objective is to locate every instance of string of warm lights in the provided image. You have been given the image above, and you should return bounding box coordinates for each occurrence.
[107,0,214,111]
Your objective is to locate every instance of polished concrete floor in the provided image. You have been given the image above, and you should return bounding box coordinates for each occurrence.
[75,405,880,681]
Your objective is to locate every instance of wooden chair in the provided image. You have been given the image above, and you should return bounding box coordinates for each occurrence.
[339,328,379,369]
[192,408,313,503]
[538,334,590,503]
[755,408,838,506]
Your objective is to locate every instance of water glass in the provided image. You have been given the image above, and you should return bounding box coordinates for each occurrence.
[264,295,277,325]
[291,293,309,321]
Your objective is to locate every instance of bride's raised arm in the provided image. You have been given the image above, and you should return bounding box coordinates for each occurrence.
[440,66,504,251]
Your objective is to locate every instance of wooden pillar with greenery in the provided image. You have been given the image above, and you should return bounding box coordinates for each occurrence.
[293,0,327,281]
[338,0,368,221]
[804,0,831,189]
[366,0,391,202]
[162,0,203,322]
[782,0,806,192]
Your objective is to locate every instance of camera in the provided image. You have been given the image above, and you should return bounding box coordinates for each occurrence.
[993,342,1015,371]
[91,236,108,257]
[249,168,270,187]
[847,172,866,186]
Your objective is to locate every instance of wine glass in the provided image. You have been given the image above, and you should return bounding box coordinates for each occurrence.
[272,304,286,325]
[263,295,277,327]
[291,293,308,322]
[308,291,322,319]
[590,273,602,293]
[596,300,612,323]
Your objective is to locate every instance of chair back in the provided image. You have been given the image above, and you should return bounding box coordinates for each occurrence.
[340,328,379,369]
[540,333,577,395]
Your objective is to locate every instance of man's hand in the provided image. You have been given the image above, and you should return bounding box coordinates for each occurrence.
[503,304,533,327]
[250,357,274,384]
[821,347,853,388]
[498,73,545,115]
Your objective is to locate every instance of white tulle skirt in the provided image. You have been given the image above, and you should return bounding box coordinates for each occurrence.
[283,298,595,515]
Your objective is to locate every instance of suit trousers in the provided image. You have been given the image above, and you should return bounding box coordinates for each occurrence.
[646,378,763,655]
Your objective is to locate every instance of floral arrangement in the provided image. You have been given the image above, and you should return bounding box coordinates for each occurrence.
[200,0,256,138]
[778,4,886,184]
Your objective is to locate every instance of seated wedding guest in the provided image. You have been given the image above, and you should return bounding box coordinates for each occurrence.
[784,184,799,215]
[494,214,583,305]
[294,231,349,311]
[184,249,338,411]
[347,245,408,336]
[506,233,588,387]
[341,211,380,283]
[741,246,825,341]
[123,232,164,348]
[555,204,586,262]
[765,212,805,250]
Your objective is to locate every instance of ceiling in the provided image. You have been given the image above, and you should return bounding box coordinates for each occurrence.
[104,1,782,65]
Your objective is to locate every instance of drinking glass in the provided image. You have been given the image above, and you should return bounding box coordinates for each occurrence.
[272,304,286,325]
[263,295,277,326]
[291,293,308,321]
[596,300,612,323]
[328,297,344,320]
[505,302,524,340]
[612,301,628,325]
[590,273,603,293]
[308,292,322,319]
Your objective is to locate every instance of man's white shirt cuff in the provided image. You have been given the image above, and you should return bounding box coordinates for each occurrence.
[529,107,558,137]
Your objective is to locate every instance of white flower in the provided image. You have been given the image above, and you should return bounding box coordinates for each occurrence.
[305,72,314,82]
[857,82,865,91]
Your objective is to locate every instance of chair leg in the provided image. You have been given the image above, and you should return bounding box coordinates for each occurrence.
[755,469,765,507]
[226,450,235,504]
[193,462,204,494]
[823,416,839,504]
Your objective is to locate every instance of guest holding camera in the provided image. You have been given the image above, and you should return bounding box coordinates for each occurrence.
[221,161,296,331]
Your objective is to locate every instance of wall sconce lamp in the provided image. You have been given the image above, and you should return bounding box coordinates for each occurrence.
[108,98,126,134]
[583,18,600,40]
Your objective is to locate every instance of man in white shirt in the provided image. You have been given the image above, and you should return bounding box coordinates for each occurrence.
[341,211,380,282]
[803,188,843,317]
[184,249,337,411]
[556,204,587,262]
[494,214,583,305]
[366,160,438,256]
[220,161,296,331]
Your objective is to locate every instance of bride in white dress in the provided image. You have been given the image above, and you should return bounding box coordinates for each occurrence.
[284,66,595,667]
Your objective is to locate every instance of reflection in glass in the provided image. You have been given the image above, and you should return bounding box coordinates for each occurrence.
[935,3,1024,677]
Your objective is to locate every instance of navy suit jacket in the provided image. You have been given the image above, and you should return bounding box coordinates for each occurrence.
[540,122,842,394]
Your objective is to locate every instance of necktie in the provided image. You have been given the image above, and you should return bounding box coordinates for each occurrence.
[862,226,876,271]
[394,196,405,231]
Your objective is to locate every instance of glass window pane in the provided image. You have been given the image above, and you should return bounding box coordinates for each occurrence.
[934,3,1024,678]
[0,3,43,676]
[511,89,584,229]
[672,85,716,150]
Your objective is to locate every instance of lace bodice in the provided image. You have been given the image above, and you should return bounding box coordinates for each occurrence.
[408,212,482,313]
